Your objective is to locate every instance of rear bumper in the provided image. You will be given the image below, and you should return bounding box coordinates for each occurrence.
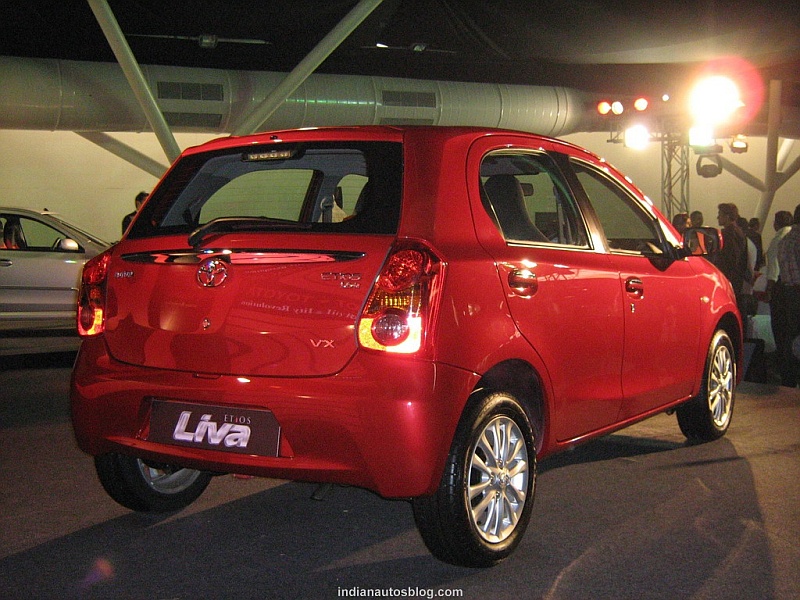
[70,338,477,498]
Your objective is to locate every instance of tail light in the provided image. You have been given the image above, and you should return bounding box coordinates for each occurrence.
[77,250,111,337]
[358,243,442,354]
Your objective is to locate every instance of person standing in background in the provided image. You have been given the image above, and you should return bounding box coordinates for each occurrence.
[748,217,765,271]
[122,191,148,235]
[737,217,758,297]
[671,212,691,238]
[764,211,794,302]
[766,211,794,385]
[690,210,704,228]
[715,203,749,306]
[775,205,800,387]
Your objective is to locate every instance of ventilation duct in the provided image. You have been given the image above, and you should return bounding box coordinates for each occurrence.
[0,56,596,137]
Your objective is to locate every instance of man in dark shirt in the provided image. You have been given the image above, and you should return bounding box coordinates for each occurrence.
[715,203,749,304]
[122,191,148,235]
[747,217,765,271]
[775,204,800,386]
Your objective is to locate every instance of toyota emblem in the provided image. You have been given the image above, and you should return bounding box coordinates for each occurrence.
[197,258,229,288]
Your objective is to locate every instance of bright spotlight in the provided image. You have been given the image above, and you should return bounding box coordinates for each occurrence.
[633,97,649,111]
[624,125,650,150]
[597,101,612,115]
[729,134,748,153]
[689,76,744,126]
[689,125,715,148]
[689,125,722,154]
[611,101,624,115]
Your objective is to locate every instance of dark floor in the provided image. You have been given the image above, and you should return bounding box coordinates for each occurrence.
[1,352,799,600]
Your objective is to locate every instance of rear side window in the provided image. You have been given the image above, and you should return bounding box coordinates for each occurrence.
[129,142,402,238]
[480,151,589,247]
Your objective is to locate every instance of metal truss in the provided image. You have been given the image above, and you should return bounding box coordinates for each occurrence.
[658,131,690,221]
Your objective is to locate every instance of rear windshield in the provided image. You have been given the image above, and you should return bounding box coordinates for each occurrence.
[128,141,403,238]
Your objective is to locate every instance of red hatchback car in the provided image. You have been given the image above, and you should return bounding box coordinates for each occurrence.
[71,126,741,567]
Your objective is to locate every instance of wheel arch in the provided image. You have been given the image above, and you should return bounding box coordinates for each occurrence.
[471,358,547,455]
[716,310,744,382]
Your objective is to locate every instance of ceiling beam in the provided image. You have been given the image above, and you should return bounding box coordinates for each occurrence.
[86,0,181,162]
[76,132,169,177]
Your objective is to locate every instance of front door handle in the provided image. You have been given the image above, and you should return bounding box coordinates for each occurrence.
[0,258,12,267]
[509,269,538,296]
[625,277,644,298]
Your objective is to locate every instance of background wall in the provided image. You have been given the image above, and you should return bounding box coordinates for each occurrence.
[0,130,207,243]
[0,129,797,246]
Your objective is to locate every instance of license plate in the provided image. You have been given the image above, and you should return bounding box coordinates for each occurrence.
[149,400,280,457]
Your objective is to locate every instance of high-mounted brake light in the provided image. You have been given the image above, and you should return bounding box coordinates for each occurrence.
[358,245,441,354]
[77,250,111,336]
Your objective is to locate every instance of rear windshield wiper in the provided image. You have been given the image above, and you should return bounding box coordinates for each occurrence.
[188,217,311,247]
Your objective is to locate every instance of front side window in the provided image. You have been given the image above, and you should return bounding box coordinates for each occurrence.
[0,214,64,251]
[130,142,402,238]
[571,160,662,254]
[479,151,589,247]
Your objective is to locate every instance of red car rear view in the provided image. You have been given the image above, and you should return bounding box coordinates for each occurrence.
[71,126,741,567]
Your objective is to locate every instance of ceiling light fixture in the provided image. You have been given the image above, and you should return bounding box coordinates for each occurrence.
[696,156,722,178]
[729,134,748,154]
[127,33,270,49]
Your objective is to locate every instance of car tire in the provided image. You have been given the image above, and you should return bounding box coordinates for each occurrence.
[94,453,212,512]
[412,391,536,567]
[677,330,736,442]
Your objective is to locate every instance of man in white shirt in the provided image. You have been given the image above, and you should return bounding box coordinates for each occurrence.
[765,211,794,301]
[767,205,800,387]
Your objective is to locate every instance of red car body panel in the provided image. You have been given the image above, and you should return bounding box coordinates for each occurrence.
[70,126,742,498]
[71,338,475,497]
[103,233,393,377]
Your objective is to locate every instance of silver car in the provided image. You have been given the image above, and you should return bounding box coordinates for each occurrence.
[0,207,108,355]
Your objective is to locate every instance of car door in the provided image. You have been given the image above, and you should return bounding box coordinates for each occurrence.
[0,213,85,331]
[568,158,702,418]
[469,137,625,442]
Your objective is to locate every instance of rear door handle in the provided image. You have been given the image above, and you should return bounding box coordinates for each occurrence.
[625,277,644,298]
[509,269,538,296]
[0,258,12,267]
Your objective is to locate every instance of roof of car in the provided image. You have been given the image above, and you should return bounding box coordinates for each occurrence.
[181,125,571,156]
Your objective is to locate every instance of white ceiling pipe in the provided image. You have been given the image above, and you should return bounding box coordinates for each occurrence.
[86,0,181,162]
[232,0,385,135]
[0,56,595,137]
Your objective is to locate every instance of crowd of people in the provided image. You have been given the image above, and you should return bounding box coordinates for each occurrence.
[674,203,800,387]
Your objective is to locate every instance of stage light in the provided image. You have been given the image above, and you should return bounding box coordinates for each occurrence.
[597,101,612,115]
[689,125,722,154]
[729,134,748,153]
[624,124,650,150]
[689,75,743,126]
[696,156,722,178]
